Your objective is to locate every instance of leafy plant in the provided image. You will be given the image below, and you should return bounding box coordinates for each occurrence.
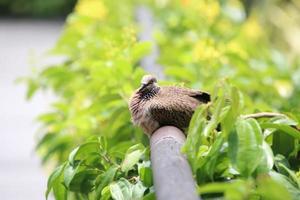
[23,0,300,199]
[46,136,151,200]
[183,84,300,200]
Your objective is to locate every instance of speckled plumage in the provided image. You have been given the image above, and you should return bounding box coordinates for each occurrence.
[129,75,210,136]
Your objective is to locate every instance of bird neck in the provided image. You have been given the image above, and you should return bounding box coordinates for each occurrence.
[139,85,160,100]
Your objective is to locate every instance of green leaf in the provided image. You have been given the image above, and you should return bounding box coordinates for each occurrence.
[143,192,155,200]
[255,141,274,174]
[203,91,226,138]
[272,130,295,157]
[196,135,226,183]
[110,178,146,200]
[46,163,67,200]
[26,79,39,99]
[199,179,250,199]
[68,142,101,166]
[222,87,242,135]
[274,154,291,176]
[260,123,300,139]
[138,162,153,187]
[257,174,293,200]
[132,181,147,199]
[183,105,208,171]
[35,132,56,151]
[267,171,300,200]
[187,105,208,141]
[121,144,145,173]
[70,169,99,193]
[269,116,298,126]
[277,163,300,188]
[110,180,126,200]
[230,118,263,177]
[95,165,119,199]
[63,163,99,193]
[38,134,72,164]
[109,141,135,159]
[101,186,112,200]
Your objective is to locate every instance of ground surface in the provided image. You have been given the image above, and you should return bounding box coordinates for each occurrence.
[0,18,63,200]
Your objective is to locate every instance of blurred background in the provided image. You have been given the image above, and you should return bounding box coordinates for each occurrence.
[0,0,300,200]
[0,1,75,199]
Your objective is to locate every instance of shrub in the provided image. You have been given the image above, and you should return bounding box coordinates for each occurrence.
[24,0,300,199]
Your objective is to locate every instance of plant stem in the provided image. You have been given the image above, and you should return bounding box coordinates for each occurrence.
[241,112,286,119]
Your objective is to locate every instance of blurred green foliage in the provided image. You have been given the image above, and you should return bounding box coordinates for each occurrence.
[149,0,300,112]
[0,0,76,17]
[23,0,300,199]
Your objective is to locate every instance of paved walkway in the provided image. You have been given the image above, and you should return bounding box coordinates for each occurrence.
[0,19,63,200]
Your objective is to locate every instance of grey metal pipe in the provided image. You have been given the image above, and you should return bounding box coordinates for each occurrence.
[135,5,165,80]
[150,126,200,200]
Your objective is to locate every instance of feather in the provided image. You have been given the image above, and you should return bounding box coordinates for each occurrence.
[129,75,210,136]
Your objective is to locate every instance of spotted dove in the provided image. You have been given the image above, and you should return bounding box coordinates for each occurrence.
[129,75,210,136]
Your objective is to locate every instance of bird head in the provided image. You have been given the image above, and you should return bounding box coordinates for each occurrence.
[141,74,157,85]
[138,75,158,93]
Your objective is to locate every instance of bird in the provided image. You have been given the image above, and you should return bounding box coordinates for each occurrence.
[129,75,211,136]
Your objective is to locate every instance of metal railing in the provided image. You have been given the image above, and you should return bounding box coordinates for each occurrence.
[151,126,199,200]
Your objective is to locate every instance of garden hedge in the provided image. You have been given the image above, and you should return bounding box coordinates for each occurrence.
[24,0,300,199]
